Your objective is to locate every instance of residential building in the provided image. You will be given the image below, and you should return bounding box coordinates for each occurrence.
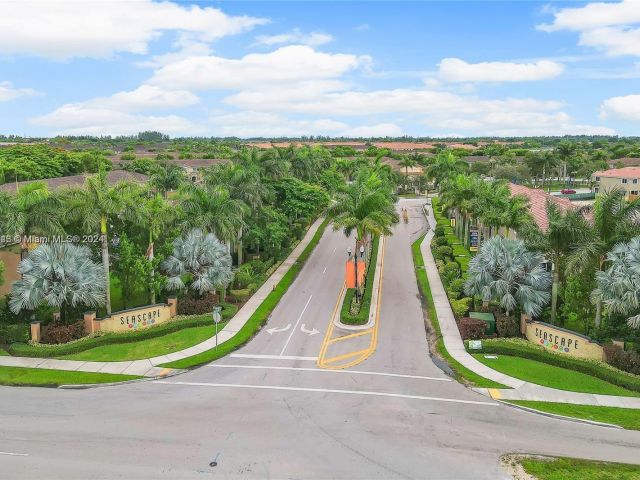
[0,170,149,194]
[591,167,640,200]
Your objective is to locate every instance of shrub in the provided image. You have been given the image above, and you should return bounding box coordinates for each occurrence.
[451,297,472,319]
[604,344,640,376]
[449,278,466,295]
[0,323,29,344]
[443,261,461,283]
[434,226,445,237]
[41,320,86,344]
[177,291,219,315]
[457,317,486,340]
[120,152,136,161]
[434,245,453,260]
[435,236,448,247]
[495,314,520,338]
[230,288,251,302]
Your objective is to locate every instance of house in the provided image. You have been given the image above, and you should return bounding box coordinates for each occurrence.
[607,157,640,169]
[508,183,576,234]
[591,167,640,201]
[0,170,149,194]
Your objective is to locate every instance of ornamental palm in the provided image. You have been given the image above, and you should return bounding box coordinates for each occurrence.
[10,242,106,322]
[62,169,139,315]
[568,187,640,326]
[425,152,467,189]
[592,236,640,329]
[161,228,233,296]
[464,236,552,317]
[398,155,418,191]
[150,162,184,199]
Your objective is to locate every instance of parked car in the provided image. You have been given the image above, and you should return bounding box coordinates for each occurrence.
[561,188,576,194]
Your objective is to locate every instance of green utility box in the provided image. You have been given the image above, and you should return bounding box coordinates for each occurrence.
[469,311,496,336]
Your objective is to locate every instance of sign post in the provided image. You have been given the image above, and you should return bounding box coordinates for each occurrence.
[212,306,222,349]
[469,228,479,252]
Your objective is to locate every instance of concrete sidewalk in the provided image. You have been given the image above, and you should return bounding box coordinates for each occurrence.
[0,217,325,378]
[420,203,640,409]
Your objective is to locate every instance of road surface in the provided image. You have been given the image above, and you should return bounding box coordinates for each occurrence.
[1,199,639,479]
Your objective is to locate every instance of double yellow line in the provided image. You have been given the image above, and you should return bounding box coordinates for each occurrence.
[317,237,386,369]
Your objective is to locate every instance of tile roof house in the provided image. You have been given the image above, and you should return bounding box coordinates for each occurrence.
[0,171,149,194]
[591,167,640,201]
[508,183,575,232]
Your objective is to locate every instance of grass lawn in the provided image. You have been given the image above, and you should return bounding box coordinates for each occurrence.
[0,366,140,386]
[60,323,225,361]
[410,235,507,389]
[0,349,8,356]
[508,401,640,430]
[473,354,640,397]
[518,456,640,480]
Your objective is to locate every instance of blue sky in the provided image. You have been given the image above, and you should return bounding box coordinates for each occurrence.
[1,0,639,138]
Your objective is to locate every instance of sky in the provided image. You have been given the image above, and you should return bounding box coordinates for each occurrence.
[1,0,640,138]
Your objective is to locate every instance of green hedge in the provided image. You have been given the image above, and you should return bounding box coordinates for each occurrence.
[8,302,238,358]
[470,339,640,393]
[161,217,331,369]
[0,323,30,344]
[339,236,380,325]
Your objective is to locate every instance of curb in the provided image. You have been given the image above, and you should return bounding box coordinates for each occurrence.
[497,399,624,430]
[57,368,187,389]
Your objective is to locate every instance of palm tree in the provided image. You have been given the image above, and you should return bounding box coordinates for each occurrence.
[464,236,552,317]
[180,183,248,246]
[10,182,65,260]
[440,174,479,246]
[555,141,577,188]
[398,155,418,192]
[162,228,233,296]
[569,187,640,327]
[260,145,293,180]
[520,201,588,324]
[329,172,398,300]
[592,236,640,329]
[63,170,139,316]
[10,242,106,322]
[150,162,184,199]
[425,152,467,189]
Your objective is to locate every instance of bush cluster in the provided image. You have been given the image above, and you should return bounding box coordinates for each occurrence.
[604,344,640,376]
[41,320,86,344]
[495,313,520,338]
[457,317,486,340]
[0,323,29,344]
[177,291,220,315]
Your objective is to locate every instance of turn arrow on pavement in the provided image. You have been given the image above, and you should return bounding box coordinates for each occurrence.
[300,324,320,336]
[266,324,291,335]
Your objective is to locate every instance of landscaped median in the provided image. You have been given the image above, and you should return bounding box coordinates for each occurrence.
[340,235,380,325]
[159,217,331,369]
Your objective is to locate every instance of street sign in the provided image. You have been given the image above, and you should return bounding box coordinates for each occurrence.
[468,340,482,350]
[469,229,479,252]
[212,306,222,324]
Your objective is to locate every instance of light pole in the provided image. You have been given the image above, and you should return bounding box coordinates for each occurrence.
[212,305,222,349]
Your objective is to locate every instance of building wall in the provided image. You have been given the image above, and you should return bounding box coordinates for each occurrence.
[593,175,640,199]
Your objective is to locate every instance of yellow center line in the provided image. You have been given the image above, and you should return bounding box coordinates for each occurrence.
[316,283,344,366]
[326,328,372,344]
[322,349,370,364]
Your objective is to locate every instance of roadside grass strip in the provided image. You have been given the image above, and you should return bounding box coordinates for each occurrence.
[473,354,640,397]
[0,366,140,387]
[160,218,331,369]
[411,234,507,389]
[517,456,640,480]
[507,401,640,431]
[60,323,227,361]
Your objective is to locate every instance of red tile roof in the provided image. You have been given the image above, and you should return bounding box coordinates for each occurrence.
[0,171,149,194]
[592,167,640,179]
[508,183,575,232]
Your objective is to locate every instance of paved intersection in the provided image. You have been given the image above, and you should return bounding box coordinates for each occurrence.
[1,199,639,479]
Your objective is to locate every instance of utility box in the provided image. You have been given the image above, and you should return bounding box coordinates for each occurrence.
[469,311,496,336]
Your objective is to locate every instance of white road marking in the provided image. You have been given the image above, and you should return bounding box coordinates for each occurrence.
[230,354,318,361]
[279,294,313,356]
[266,323,291,335]
[0,451,28,457]
[322,266,327,274]
[332,247,336,254]
[300,324,320,336]
[154,381,498,406]
[206,364,451,381]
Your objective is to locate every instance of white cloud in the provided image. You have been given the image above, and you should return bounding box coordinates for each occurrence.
[0,1,267,60]
[84,85,199,111]
[0,81,38,102]
[600,94,640,122]
[539,0,640,57]
[342,123,403,137]
[355,24,370,32]
[254,29,333,47]
[438,58,565,82]
[149,45,370,91]
[209,111,347,137]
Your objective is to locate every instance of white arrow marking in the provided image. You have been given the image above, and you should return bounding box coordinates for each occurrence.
[300,324,320,336]
[280,294,313,356]
[266,324,291,335]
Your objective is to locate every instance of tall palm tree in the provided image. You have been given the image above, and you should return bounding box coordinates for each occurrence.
[592,236,640,329]
[555,141,577,188]
[520,201,588,324]
[464,236,552,317]
[261,145,293,180]
[398,155,418,192]
[180,183,248,246]
[63,170,139,315]
[426,152,467,189]
[9,182,65,260]
[162,228,233,296]
[150,162,184,199]
[569,188,640,327]
[10,242,106,322]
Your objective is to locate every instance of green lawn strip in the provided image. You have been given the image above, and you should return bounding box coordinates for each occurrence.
[340,235,380,325]
[0,348,8,356]
[8,307,237,358]
[473,354,640,397]
[411,234,507,389]
[60,323,225,361]
[519,456,640,480]
[507,401,640,430]
[472,338,640,393]
[0,366,140,386]
[160,217,330,369]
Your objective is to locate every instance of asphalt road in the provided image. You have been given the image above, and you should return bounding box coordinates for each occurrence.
[1,198,639,479]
